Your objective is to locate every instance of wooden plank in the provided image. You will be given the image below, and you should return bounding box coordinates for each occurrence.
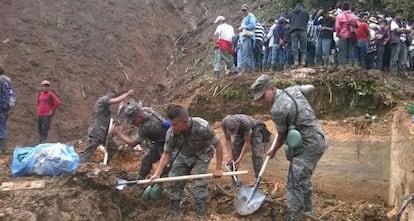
[0,180,46,191]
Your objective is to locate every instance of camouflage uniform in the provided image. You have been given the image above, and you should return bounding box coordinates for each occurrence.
[271,86,328,221]
[164,117,219,215]
[135,107,168,179]
[80,96,119,163]
[221,114,264,177]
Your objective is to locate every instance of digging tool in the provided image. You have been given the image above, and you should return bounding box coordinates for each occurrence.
[115,170,248,190]
[225,161,242,188]
[97,118,115,166]
[234,134,278,216]
[395,194,414,221]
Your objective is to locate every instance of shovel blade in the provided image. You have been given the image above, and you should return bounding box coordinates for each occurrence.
[234,185,266,215]
[115,179,128,190]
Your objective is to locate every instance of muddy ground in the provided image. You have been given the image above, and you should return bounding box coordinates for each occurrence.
[0,0,413,220]
[0,118,397,221]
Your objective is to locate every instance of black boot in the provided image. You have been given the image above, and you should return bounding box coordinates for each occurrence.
[0,139,6,154]
[214,71,220,78]
[166,200,180,220]
[195,200,207,218]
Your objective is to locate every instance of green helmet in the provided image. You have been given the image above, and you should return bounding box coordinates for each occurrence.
[286,125,302,149]
[142,184,163,201]
[143,185,152,201]
[284,145,293,161]
[149,184,163,201]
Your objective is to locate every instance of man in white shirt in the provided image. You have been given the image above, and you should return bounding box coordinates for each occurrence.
[213,16,237,78]
[389,9,411,76]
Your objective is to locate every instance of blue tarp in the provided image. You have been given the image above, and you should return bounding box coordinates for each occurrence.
[12,143,79,177]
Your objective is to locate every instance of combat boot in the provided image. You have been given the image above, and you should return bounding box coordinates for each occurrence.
[166,200,180,220]
[195,200,207,218]
[0,139,6,154]
[214,71,220,78]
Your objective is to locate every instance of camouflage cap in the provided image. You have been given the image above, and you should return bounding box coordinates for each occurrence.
[124,103,143,124]
[251,74,272,101]
[223,115,238,135]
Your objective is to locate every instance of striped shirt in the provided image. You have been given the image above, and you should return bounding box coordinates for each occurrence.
[254,24,265,45]
[307,19,320,44]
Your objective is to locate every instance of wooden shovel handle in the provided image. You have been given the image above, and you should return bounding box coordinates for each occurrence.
[258,134,278,178]
[135,170,248,184]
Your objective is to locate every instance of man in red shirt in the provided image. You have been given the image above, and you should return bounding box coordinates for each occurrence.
[355,13,370,68]
[37,80,60,143]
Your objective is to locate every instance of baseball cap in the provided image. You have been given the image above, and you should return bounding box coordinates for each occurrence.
[41,80,51,86]
[278,16,286,24]
[214,16,225,24]
[251,74,272,101]
[241,4,249,10]
[124,103,143,124]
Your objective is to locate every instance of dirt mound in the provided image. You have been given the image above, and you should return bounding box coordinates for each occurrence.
[0,161,390,221]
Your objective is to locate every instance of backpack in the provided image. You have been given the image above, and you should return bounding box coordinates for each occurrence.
[0,75,16,111]
[143,108,171,129]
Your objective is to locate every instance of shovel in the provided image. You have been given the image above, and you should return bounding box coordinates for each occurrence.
[225,161,242,188]
[234,134,278,216]
[115,170,248,190]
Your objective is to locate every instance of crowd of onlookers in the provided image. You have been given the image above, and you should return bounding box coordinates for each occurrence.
[213,2,414,78]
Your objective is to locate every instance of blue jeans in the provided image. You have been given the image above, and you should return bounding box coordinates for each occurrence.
[239,38,254,71]
[290,30,307,64]
[0,111,9,139]
[355,40,368,67]
[337,37,356,65]
[286,44,293,65]
[253,48,263,71]
[376,44,385,70]
[262,46,272,68]
[390,41,408,74]
[315,38,332,65]
[236,47,242,69]
[271,46,286,68]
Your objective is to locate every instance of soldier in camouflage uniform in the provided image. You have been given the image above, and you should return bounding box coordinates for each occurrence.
[80,89,134,163]
[221,114,264,177]
[111,103,169,179]
[150,105,224,219]
[251,74,328,221]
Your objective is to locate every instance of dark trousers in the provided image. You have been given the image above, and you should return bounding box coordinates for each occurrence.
[138,143,164,179]
[38,116,52,143]
[306,42,316,66]
[80,136,118,163]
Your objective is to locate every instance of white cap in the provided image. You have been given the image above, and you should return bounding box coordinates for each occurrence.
[214,16,225,24]
[41,80,51,86]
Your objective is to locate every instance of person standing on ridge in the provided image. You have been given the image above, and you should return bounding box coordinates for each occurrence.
[37,80,60,143]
